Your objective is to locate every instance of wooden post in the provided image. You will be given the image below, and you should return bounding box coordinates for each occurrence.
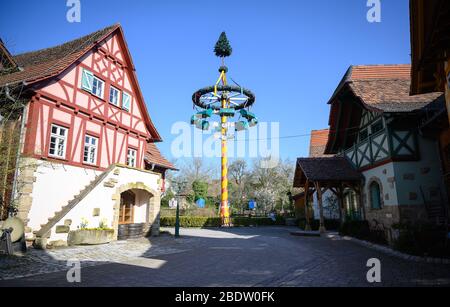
[356,183,365,221]
[314,181,326,234]
[304,180,311,231]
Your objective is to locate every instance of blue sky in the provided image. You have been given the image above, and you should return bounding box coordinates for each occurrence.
[0,0,412,164]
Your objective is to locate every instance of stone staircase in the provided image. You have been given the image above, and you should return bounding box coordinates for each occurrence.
[34,165,115,245]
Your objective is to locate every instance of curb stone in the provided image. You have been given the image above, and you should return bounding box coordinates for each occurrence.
[326,233,450,265]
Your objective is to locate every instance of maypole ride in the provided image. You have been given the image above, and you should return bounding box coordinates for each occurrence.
[191,32,257,226]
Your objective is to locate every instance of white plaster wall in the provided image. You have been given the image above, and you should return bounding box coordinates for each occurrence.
[361,162,398,207]
[48,166,160,242]
[133,189,151,224]
[393,137,446,205]
[28,161,100,231]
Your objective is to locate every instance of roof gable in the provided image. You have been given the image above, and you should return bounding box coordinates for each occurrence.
[0,24,162,142]
[325,64,443,154]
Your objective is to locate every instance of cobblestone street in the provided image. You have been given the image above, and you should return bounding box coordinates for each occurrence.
[1,227,450,287]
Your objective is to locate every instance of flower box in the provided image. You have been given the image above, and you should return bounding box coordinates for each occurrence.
[67,229,114,246]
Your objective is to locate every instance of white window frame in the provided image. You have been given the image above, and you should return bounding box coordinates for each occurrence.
[127,148,137,167]
[122,92,131,111]
[49,124,68,159]
[92,76,105,98]
[83,135,98,165]
[109,86,120,106]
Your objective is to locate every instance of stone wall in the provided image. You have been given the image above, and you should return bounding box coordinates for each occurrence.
[14,157,38,234]
[365,205,400,229]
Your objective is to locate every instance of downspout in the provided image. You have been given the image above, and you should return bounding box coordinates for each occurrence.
[6,85,28,217]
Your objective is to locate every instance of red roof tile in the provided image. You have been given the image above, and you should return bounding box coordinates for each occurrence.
[350,64,411,80]
[309,129,332,157]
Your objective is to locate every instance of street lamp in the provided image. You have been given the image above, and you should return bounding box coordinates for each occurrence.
[172,179,187,238]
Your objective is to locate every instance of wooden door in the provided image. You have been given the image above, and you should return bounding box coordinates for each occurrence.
[119,190,135,224]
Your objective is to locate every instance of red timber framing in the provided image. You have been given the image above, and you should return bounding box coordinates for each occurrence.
[20,25,161,171]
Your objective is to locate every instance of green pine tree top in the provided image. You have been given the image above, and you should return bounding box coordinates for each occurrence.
[214,32,232,58]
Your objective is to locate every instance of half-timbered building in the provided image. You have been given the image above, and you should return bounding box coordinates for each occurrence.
[0,24,175,248]
[294,64,447,238]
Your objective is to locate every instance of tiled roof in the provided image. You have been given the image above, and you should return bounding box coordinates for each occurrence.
[349,79,442,112]
[329,64,443,112]
[309,129,332,157]
[145,143,177,171]
[350,64,411,80]
[293,157,362,187]
[0,24,163,142]
[0,24,119,87]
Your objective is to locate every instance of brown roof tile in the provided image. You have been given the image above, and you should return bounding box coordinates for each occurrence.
[349,79,442,112]
[293,157,362,187]
[329,65,443,112]
[145,143,177,171]
[0,24,119,87]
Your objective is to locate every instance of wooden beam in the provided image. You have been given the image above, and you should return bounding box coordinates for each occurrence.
[314,181,326,234]
[338,184,346,224]
[304,180,311,231]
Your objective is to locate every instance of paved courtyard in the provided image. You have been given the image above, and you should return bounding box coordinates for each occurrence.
[1,226,450,287]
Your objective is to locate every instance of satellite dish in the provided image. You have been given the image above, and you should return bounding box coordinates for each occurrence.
[1,217,25,243]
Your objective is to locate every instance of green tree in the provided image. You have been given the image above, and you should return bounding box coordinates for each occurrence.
[161,190,175,208]
[192,180,208,201]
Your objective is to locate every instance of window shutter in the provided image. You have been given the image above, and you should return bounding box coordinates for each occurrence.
[122,92,131,111]
[81,69,94,92]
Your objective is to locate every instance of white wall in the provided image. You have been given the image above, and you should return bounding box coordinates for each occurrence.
[49,166,161,242]
[28,161,99,231]
[361,162,398,207]
[25,160,161,242]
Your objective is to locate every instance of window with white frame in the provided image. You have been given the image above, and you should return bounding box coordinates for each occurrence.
[122,92,131,111]
[81,69,104,99]
[127,148,137,167]
[49,124,68,159]
[83,135,98,165]
[92,76,104,98]
[109,86,120,106]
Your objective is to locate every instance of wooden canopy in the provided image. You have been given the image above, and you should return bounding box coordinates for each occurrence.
[293,157,363,188]
[293,157,363,233]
